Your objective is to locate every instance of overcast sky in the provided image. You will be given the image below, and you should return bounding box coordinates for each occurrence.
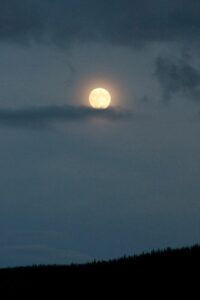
[0,0,200,267]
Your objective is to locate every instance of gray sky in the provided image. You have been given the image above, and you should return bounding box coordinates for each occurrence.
[0,0,200,267]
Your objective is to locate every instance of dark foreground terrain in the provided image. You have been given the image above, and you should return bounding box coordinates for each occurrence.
[0,245,199,296]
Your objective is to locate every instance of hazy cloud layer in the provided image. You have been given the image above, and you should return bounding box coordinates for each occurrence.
[155,56,200,100]
[0,105,130,129]
[0,244,93,266]
[0,0,200,46]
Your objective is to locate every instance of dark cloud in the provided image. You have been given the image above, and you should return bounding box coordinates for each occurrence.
[0,105,130,129]
[155,56,200,100]
[0,0,200,47]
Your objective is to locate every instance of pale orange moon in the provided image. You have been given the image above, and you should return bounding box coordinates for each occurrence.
[89,88,111,109]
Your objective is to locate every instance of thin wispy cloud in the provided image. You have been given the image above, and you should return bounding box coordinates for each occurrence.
[0,105,130,129]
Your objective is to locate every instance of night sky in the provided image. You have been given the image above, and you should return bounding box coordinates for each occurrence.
[0,0,200,267]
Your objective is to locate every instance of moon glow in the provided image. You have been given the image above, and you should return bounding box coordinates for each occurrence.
[89,88,111,109]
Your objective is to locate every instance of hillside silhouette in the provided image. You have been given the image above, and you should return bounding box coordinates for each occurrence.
[0,245,199,296]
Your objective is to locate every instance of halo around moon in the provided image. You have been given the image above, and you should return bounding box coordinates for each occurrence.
[89,88,111,109]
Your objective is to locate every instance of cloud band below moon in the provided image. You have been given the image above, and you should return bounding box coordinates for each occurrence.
[0,105,130,129]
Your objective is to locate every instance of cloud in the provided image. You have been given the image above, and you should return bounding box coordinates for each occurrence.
[155,56,200,100]
[0,244,93,266]
[0,0,200,47]
[0,230,64,245]
[0,105,130,129]
[0,230,93,266]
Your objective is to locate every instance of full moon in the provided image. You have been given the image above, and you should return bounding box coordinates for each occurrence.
[89,88,111,109]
